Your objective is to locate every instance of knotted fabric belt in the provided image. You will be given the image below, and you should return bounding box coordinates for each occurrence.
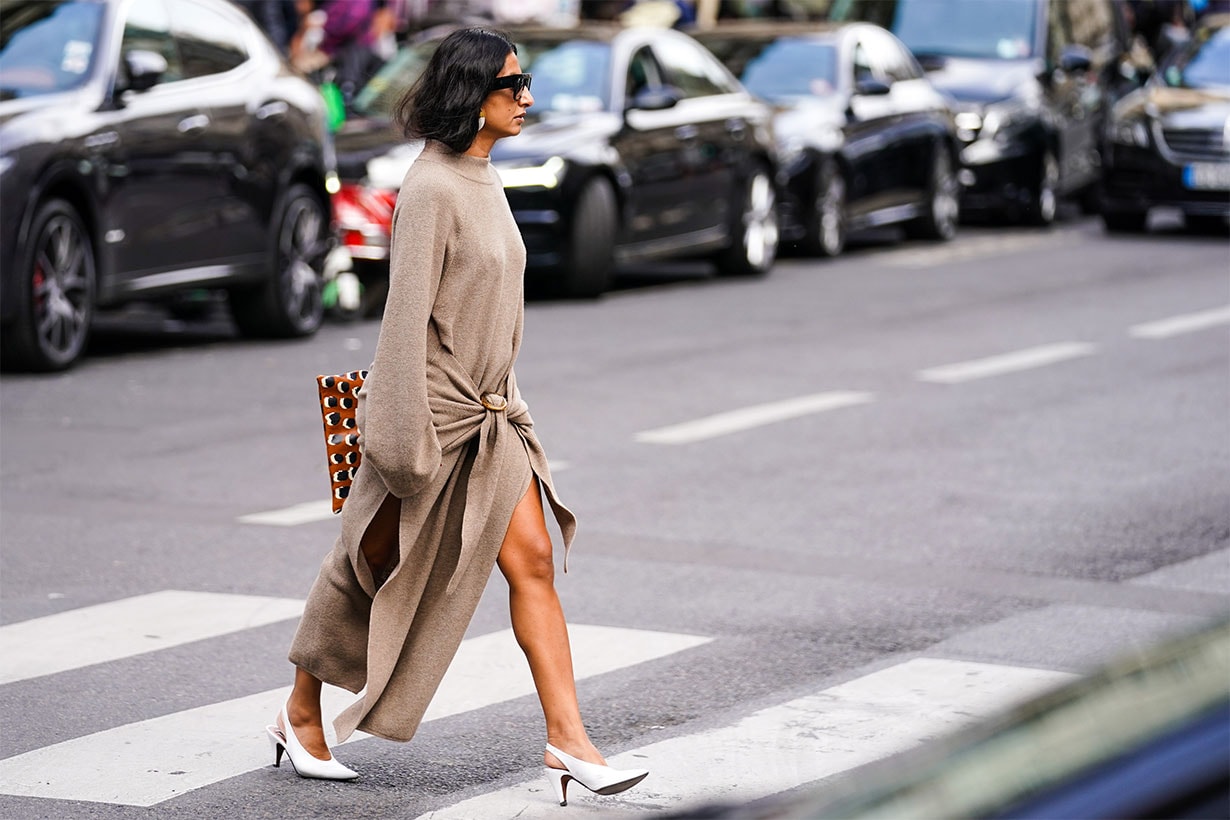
[429,382,530,594]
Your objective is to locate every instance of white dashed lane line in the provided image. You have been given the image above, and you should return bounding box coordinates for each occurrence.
[916,342,1098,385]
[1128,305,1230,339]
[634,391,876,445]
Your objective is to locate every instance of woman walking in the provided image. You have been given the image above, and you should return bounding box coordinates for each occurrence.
[266,27,648,807]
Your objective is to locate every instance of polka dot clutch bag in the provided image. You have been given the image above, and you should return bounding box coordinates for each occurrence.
[316,370,367,513]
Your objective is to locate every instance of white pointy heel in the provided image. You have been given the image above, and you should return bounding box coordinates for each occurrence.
[265,701,359,781]
[543,743,648,806]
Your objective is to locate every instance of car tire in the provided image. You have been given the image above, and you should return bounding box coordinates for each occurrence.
[1,198,96,372]
[716,163,778,276]
[559,176,617,299]
[801,157,846,257]
[1102,210,1148,233]
[905,145,959,241]
[229,183,327,338]
[1025,149,1059,226]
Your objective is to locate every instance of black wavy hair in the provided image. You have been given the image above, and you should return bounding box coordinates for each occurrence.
[394,27,517,154]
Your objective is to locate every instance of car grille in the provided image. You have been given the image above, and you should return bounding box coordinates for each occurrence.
[1159,127,1229,160]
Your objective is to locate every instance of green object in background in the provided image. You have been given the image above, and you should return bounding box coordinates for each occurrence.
[321,82,345,131]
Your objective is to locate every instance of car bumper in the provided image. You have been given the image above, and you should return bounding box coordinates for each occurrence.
[505,187,567,270]
[956,139,1037,213]
[1102,144,1230,217]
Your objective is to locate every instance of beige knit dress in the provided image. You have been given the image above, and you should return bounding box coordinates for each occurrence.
[289,140,576,744]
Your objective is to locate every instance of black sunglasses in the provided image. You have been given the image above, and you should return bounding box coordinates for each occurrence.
[489,73,532,100]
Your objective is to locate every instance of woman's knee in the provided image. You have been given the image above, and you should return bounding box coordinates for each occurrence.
[499,533,556,586]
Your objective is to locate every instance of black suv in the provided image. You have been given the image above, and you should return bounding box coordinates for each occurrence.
[830,0,1129,224]
[0,0,336,371]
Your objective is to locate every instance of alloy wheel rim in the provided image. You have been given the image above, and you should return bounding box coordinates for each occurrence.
[743,172,778,269]
[820,174,845,255]
[934,154,959,235]
[280,198,325,325]
[1039,153,1058,223]
[33,214,91,360]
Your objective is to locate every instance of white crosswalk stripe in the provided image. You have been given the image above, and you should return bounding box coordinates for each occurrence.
[0,592,1078,816]
[415,658,1074,818]
[0,590,304,685]
[0,597,709,807]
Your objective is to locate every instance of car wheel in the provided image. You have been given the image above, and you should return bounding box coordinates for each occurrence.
[1,199,96,371]
[1025,149,1059,226]
[1102,210,1148,233]
[802,157,846,257]
[716,163,778,276]
[905,145,959,241]
[230,183,327,337]
[560,176,617,298]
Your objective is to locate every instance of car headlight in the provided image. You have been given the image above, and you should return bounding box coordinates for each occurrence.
[979,99,1032,141]
[494,156,565,189]
[1109,119,1150,148]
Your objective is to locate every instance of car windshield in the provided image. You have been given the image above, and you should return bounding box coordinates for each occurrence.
[1162,26,1230,90]
[725,38,838,102]
[890,0,1036,59]
[353,35,611,119]
[0,0,104,100]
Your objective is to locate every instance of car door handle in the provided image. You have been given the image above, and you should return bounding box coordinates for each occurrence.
[177,114,210,134]
[674,124,699,141]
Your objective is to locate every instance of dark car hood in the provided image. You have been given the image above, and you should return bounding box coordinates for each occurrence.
[333,110,621,187]
[1114,84,1230,129]
[918,56,1040,106]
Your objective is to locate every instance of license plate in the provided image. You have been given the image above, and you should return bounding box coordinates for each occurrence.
[1183,162,1230,190]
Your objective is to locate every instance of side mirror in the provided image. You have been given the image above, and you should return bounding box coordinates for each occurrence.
[626,86,681,112]
[854,78,891,96]
[122,49,168,93]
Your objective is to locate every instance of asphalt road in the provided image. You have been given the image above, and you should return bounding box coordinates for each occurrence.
[1,213,1227,819]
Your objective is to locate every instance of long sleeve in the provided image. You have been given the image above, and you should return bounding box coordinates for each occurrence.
[357,180,449,498]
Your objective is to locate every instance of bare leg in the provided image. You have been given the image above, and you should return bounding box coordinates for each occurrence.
[497,478,605,769]
[283,494,401,759]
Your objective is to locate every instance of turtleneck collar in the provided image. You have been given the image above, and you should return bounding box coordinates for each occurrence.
[418,139,494,185]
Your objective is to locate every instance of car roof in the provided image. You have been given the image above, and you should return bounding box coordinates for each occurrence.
[687,19,854,43]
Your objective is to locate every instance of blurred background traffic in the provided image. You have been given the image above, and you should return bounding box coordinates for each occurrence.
[2,0,1227,371]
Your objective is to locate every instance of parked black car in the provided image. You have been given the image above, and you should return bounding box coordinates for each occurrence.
[829,0,1130,225]
[693,20,960,257]
[334,22,780,298]
[1101,14,1230,233]
[0,0,336,371]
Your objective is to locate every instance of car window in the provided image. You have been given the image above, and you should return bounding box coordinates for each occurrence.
[652,36,739,98]
[888,0,1038,59]
[168,0,247,79]
[626,45,665,99]
[1163,25,1230,90]
[861,27,921,81]
[0,0,105,99]
[352,38,438,117]
[737,38,838,101]
[120,0,183,84]
[515,38,610,114]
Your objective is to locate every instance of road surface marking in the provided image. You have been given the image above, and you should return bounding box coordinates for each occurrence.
[0,591,304,685]
[0,624,709,807]
[238,499,335,526]
[635,391,875,445]
[881,230,1081,268]
[917,342,1097,384]
[416,658,1075,819]
[240,464,570,526]
[1128,306,1230,339]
